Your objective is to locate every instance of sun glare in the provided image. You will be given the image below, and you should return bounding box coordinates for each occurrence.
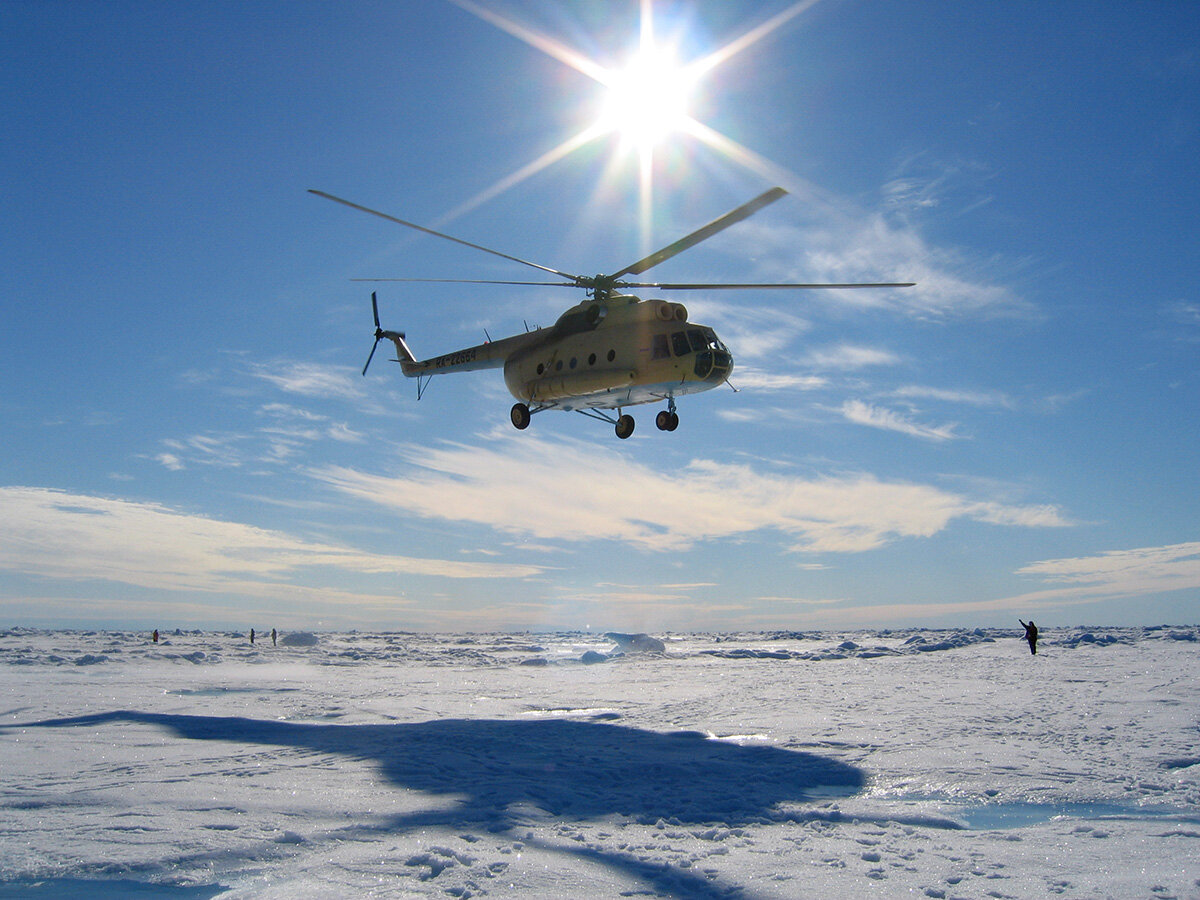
[600,47,695,154]
[446,0,821,223]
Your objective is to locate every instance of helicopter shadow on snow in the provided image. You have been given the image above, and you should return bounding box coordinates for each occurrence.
[11,710,877,898]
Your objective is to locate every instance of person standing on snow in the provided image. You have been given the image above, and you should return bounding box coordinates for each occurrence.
[1019,619,1038,655]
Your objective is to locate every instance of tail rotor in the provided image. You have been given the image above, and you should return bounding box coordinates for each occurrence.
[362,292,405,375]
[362,292,383,375]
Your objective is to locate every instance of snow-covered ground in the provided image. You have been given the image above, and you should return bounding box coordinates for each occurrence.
[1,627,1198,899]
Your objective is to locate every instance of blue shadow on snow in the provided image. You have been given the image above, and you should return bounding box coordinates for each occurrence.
[7,711,867,897]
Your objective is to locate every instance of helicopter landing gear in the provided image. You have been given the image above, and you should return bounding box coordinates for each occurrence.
[615,414,635,439]
[510,403,531,430]
[656,397,679,432]
[655,410,679,431]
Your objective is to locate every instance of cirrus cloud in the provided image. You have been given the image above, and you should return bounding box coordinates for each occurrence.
[840,399,962,442]
[310,434,1068,555]
[1017,542,1200,596]
[0,487,542,604]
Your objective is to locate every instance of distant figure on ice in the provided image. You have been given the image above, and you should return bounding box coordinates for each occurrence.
[152,629,158,643]
[250,628,255,645]
[271,628,277,647]
[1019,619,1038,655]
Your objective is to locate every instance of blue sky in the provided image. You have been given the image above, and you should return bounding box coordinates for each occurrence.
[2,0,1198,632]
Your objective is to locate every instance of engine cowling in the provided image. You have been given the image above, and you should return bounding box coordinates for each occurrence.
[653,300,688,322]
[554,302,607,336]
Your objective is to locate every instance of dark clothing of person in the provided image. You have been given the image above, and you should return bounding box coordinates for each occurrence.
[1020,619,1038,655]
[271,629,277,647]
[250,628,255,645]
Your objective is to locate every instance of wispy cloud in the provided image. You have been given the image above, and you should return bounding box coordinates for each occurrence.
[756,595,841,606]
[1158,300,1200,343]
[157,433,248,469]
[1016,542,1200,600]
[0,488,543,603]
[730,203,1030,320]
[803,344,901,371]
[882,152,997,220]
[310,434,1067,555]
[729,369,827,391]
[155,453,185,471]
[890,385,1015,409]
[249,361,366,401]
[839,399,962,442]
[825,542,1200,625]
[155,394,370,472]
[686,301,812,363]
[822,215,1023,318]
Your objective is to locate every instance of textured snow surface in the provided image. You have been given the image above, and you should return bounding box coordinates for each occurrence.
[1,627,1198,898]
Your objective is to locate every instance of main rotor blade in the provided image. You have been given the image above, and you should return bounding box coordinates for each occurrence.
[609,187,789,280]
[309,190,579,281]
[620,281,917,290]
[350,278,577,286]
[353,277,916,290]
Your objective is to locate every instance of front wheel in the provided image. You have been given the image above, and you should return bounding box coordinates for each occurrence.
[615,414,635,439]
[510,403,531,430]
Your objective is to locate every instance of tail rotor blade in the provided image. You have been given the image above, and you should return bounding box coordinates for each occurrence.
[363,292,383,375]
[363,338,380,376]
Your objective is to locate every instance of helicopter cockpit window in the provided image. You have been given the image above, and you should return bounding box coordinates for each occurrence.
[671,331,691,357]
[688,329,708,353]
[702,328,728,352]
[652,334,670,359]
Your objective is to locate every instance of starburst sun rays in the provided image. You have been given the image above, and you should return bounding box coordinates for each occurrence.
[443,0,821,232]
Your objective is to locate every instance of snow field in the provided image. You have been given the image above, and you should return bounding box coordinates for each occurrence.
[1,628,1198,898]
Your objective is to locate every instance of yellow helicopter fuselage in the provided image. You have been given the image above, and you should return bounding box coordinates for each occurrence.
[390,294,733,413]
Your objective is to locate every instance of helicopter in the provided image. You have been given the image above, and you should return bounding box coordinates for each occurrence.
[311,187,913,439]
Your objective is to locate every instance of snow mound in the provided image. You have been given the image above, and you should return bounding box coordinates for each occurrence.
[700,648,793,660]
[1058,631,1127,648]
[279,632,318,647]
[604,632,665,653]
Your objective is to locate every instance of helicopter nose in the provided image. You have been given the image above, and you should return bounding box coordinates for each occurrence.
[694,347,733,382]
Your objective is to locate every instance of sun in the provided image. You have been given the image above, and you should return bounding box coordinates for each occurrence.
[441,0,819,224]
[599,46,696,155]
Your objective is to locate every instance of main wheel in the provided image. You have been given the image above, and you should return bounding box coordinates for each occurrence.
[655,410,680,432]
[615,414,635,439]
[510,403,531,430]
